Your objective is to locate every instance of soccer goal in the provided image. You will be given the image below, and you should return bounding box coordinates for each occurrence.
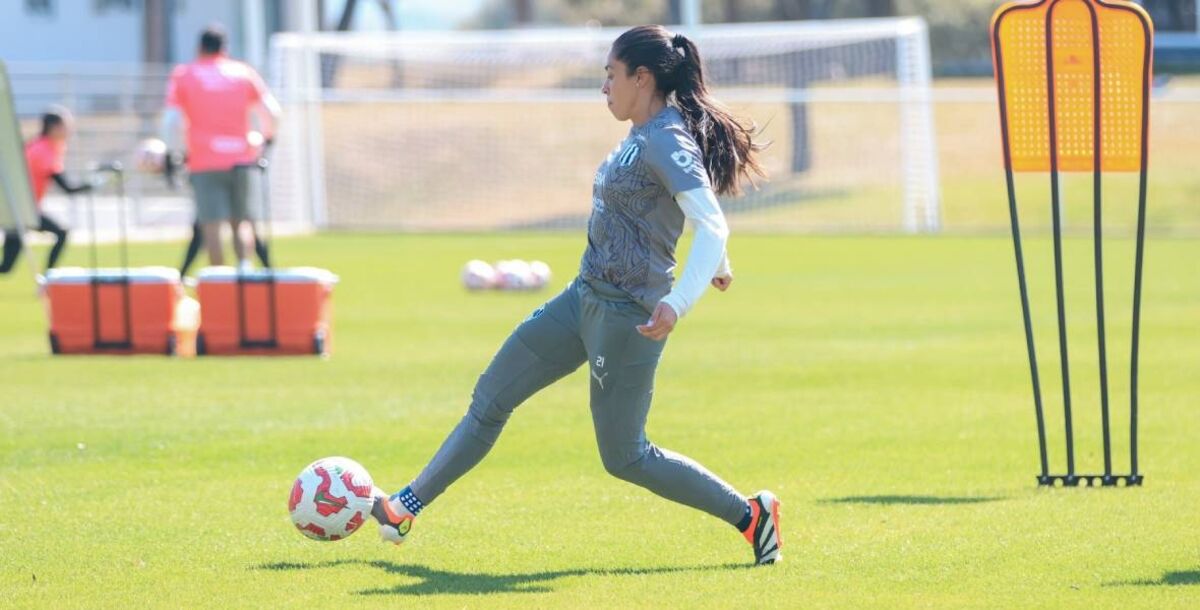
[270,18,940,233]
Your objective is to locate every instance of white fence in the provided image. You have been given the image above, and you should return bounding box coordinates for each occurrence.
[7,58,1200,241]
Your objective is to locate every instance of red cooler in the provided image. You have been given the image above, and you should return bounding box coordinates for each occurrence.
[196,266,338,356]
[43,266,197,355]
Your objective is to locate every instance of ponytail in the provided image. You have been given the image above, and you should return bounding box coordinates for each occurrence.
[613,26,766,196]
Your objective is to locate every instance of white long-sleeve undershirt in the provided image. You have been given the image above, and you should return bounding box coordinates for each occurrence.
[160,107,185,151]
[660,187,732,319]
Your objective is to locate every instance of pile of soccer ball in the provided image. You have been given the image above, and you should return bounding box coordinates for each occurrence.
[461,259,551,291]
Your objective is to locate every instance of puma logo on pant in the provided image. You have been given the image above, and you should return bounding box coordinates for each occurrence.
[591,368,608,390]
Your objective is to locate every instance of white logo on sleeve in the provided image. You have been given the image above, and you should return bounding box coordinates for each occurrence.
[671,150,694,168]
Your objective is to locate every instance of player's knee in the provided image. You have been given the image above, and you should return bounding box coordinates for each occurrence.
[601,454,633,480]
[463,385,512,445]
[599,445,649,482]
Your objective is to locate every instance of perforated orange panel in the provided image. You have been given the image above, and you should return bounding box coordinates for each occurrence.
[992,0,1153,173]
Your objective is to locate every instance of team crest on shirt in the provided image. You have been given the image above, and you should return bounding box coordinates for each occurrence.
[618,143,641,167]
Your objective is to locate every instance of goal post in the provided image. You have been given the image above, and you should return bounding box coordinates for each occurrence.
[270,18,940,233]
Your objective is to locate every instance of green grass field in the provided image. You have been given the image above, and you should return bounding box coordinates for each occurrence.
[1,233,1198,608]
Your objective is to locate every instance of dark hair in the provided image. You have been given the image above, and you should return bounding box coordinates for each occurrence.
[612,25,765,196]
[40,105,69,136]
[200,24,226,55]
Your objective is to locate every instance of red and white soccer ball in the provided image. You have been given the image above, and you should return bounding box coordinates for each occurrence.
[288,456,375,542]
[134,138,167,173]
[461,259,497,290]
[495,259,533,290]
[528,260,551,289]
[462,259,551,291]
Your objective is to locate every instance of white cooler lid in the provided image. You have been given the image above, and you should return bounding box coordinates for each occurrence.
[196,266,339,285]
[43,266,181,285]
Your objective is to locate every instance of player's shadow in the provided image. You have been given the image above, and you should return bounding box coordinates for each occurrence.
[818,495,1006,505]
[1105,568,1200,587]
[257,559,752,596]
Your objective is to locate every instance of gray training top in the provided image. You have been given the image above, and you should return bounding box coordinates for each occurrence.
[579,106,711,313]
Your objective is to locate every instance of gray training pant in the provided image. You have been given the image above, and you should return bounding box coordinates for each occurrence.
[409,276,747,526]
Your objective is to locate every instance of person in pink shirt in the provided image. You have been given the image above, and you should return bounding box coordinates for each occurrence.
[1,107,91,275]
[161,25,280,268]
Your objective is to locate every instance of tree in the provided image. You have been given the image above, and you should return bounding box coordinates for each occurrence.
[667,0,681,23]
[725,0,743,22]
[141,0,174,133]
[514,0,535,24]
[1142,0,1196,31]
[776,0,802,20]
[866,0,895,17]
[320,0,404,87]
[142,0,173,64]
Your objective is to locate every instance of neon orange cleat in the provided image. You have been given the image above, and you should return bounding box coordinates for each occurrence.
[741,490,782,565]
[371,487,415,545]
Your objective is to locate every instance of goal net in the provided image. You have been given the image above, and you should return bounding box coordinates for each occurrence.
[270,18,940,233]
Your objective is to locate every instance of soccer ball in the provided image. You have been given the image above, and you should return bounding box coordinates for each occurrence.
[462,258,549,291]
[288,456,375,542]
[528,260,551,289]
[495,259,534,290]
[461,259,497,290]
[134,138,167,173]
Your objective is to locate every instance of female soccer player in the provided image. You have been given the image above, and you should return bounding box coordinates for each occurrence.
[0,108,90,275]
[372,25,782,565]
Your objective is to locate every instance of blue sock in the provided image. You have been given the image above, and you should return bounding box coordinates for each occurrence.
[735,501,753,532]
[391,486,425,516]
